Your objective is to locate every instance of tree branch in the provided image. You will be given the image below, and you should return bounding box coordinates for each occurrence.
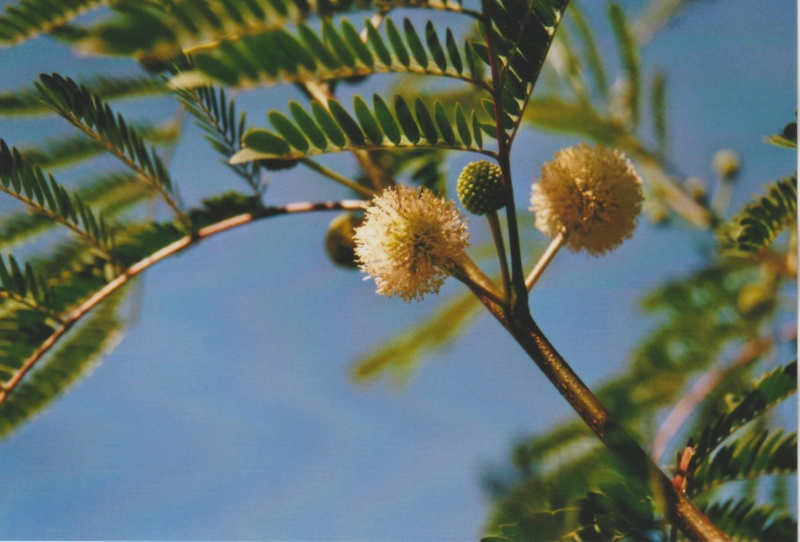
[0,199,365,404]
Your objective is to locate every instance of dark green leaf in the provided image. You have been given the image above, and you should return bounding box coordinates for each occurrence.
[327,99,364,145]
[386,18,409,67]
[289,101,328,150]
[434,101,455,145]
[341,19,374,68]
[415,98,438,143]
[323,19,355,68]
[243,128,291,155]
[353,96,383,144]
[425,21,447,71]
[298,23,339,70]
[445,28,462,75]
[269,111,309,152]
[373,95,401,145]
[311,101,346,148]
[471,111,483,148]
[395,96,420,143]
[454,103,471,146]
[365,19,392,67]
[404,18,428,68]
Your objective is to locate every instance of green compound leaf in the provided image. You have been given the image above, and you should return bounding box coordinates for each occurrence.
[233,97,490,163]
[718,175,797,255]
[689,361,797,469]
[352,290,482,385]
[0,290,130,438]
[688,429,796,496]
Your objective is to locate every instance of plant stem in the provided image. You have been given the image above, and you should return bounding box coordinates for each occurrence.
[480,0,527,314]
[301,158,375,197]
[479,304,731,541]
[525,232,565,290]
[485,210,510,299]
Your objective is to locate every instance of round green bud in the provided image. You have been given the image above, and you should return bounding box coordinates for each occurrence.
[325,213,362,269]
[457,161,505,215]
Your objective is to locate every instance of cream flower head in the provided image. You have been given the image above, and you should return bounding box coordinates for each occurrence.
[354,184,470,302]
[530,144,643,256]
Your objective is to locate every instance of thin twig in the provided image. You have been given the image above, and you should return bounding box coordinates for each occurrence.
[525,232,565,290]
[0,199,365,404]
[301,158,376,197]
[485,210,510,299]
[651,324,797,462]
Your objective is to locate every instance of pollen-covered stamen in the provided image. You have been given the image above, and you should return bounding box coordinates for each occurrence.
[354,185,470,302]
[530,144,644,256]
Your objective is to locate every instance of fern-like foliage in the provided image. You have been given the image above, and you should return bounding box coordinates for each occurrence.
[0,0,105,46]
[172,80,265,194]
[173,16,486,90]
[235,95,492,162]
[703,498,797,542]
[0,254,55,312]
[0,172,152,250]
[719,175,797,255]
[483,0,569,137]
[688,428,796,496]
[0,74,165,117]
[0,140,114,256]
[687,361,797,471]
[34,73,187,222]
[70,0,470,62]
[0,290,129,437]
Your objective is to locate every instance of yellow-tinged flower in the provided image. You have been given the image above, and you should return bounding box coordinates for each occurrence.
[354,184,470,302]
[530,144,643,256]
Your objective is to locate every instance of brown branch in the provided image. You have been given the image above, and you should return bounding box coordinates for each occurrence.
[0,199,365,403]
[465,283,731,541]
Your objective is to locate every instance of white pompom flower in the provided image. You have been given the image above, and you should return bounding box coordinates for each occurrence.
[530,144,644,256]
[354,184,470,302]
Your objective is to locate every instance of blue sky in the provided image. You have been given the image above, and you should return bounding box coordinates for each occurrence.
[0,0,796,539]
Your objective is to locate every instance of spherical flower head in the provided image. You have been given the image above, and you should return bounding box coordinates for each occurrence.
[354,184,470,302]
[530,144,643,256]
[457,161,505,215]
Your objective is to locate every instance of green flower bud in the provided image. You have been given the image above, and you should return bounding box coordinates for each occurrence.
[457,161,505,215]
